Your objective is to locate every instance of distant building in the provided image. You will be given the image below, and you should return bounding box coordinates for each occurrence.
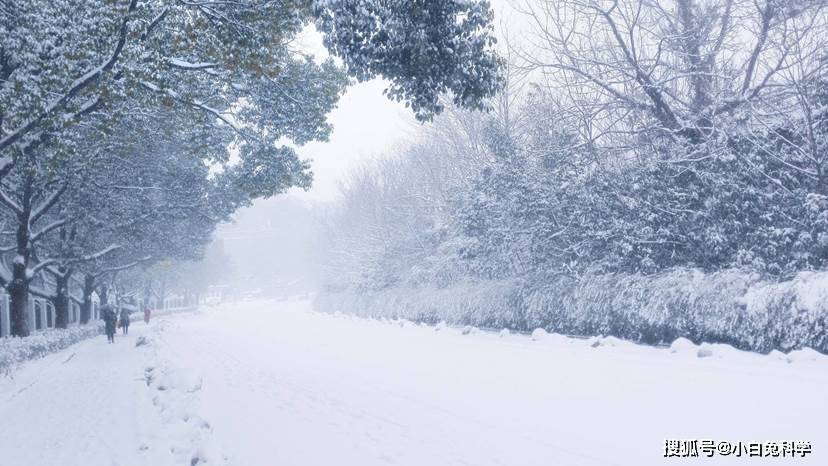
[0,277,100,337]
[205,285,237,305]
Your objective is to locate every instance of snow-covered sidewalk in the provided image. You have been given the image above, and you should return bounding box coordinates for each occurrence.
[0,321,178,466]
[2,298,826,466]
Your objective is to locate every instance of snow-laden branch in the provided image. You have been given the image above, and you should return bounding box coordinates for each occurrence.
[30,218,68,244]
[82,244,122,262]
[140,80,245,136]
[30,185,67,226]
[44,265,71,279]
[0,188,23,216]
[93,255,153,278]
[30,258,59,278]
[169,58,219,70]
[0,155,13,180]
[0,0,139,153]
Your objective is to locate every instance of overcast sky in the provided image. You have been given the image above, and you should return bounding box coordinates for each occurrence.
[284,79,418,202]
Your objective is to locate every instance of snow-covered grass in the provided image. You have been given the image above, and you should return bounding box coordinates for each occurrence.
[316,267,828,353]
[0,323,104,375]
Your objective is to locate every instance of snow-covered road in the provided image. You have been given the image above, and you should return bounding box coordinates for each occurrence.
[2,298,826,466]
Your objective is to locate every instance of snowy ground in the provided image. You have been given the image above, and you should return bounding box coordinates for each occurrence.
[1,297,826,466]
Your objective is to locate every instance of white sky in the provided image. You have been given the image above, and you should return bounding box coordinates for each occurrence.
[285,79,419,202]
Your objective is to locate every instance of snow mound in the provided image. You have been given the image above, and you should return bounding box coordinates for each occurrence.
[531,328,548,341]
[499,328,510,338]
[670,337,696,353]
[785,347,825,364]
[435,321,447,332]
[461,325,477,335]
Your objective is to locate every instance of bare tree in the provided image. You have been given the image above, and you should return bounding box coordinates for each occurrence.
[515,0,828,157]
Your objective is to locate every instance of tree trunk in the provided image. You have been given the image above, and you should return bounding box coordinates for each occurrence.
[9,264,29,337]
[53,271,70,329]
[80,274,95,324]
[159,280,167,309]
[9,183,32,337]
[99,283,109,305]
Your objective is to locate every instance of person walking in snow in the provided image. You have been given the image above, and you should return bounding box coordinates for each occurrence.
[143,305,151,324]
[101,304,117,343]
[119,308,131,335]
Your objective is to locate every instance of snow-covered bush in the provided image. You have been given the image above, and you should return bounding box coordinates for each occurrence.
[316,268,828,354]
[0,324,104,375]
[315,278,524,328]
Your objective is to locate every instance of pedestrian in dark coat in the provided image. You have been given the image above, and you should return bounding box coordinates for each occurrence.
[119,308,130,335]
[101,304,116,343]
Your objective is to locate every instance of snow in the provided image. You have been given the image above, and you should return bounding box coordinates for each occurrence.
[2,297,827,466]
[0,324,175,466]
[697,344,715,358]
[168,58,218,70]
[670,337,695,353]
[531,327,547,340]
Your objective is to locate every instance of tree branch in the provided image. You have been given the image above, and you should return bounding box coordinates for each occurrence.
[30,218,68,244]
[0,0,139,153]
[30,185,67,226]
[0,187,23,216]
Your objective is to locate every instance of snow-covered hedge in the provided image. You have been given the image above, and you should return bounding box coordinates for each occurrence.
[315,268,828,354]
[316,279,524,328]
[0,323,104,375]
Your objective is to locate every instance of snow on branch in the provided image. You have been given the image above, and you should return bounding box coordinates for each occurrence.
[0,155,13,180]
[30,185,67,226]
[0,0,139,153]
[44,265,70,279]
[93,255,153,278]
[0,188,23,216]
[29,258,59,279]
[140,81,245,136]
[168,58,219,70]
[30,218,68,244]
[82,244,122,263]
